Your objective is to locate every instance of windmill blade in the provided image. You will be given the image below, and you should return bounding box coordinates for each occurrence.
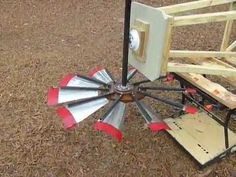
[57,98,109,130]
[95,101,126,142]
[47,87,107,106]
[60,74,102,87]
[135,100,170,132]
[88,67,114,84]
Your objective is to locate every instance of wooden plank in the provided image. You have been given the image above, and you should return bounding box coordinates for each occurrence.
[165,112,236,165]
[159,0,236,14]
[169,50,236,58]
[128,2,173,81]
[173,11,236,26]
[176,72,236,109]
[179,57,236,87]
[225,57,236,65]
[167,62,236,77]
[226,41,236,51]
[221,2,236,51]
[160,19,174,75]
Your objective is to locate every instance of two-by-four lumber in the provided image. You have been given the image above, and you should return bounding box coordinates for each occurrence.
[160,18,174,75]
[159,0,236,14]
[226,41,236,51]
[178,57,236,87]
[173,11,236,26]
[169,50,236,58]
[221,2,236,51]
[167,62,236,77]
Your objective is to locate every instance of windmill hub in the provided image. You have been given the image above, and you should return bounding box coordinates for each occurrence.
[109,82,144,103]
[114,83,134,93]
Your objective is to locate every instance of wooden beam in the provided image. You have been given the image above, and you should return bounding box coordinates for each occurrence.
[167,63,236,76]
[169,50,236,58]
[173,11,236,26]
[159,0,236,14]
[160,18,174,75]
[226,41,236,51]
[224,57,236,65]
[221,2,236,51]
[179,57,236,87]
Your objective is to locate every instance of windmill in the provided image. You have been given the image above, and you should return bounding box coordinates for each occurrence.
[47,0,236,142]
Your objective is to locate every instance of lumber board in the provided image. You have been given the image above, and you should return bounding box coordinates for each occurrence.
[178,57,236,87]
[128,2,172,81]
[221,2,236,51]
[225,57,236,65]
[226,41,236,51]
[160,19,174,75]
[165,112,236,165]
[176,72,236,109]
[167,63,236,77]
[169,50,236,58]
[159,0,236,14]
[173,11,236,26]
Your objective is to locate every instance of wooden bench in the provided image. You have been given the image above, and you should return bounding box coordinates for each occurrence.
[173,56,236,149]
[163,57,236,167]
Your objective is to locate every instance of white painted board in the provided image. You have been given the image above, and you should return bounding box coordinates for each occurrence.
[129,2,171,81]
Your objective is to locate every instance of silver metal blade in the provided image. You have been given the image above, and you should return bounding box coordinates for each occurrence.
[102,102,126,129]
[48,87,98,106]
[88,67,113,84]
[60,74,101,87]
[57,98,109,128]
[95,101,126,142]
[137,101,162,123]
[136,101,170,132]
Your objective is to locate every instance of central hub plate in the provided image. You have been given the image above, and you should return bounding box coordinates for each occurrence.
[114,83,134,94]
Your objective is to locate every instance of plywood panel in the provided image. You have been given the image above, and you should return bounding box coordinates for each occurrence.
[128,2,172,81]
[165,112,236,165]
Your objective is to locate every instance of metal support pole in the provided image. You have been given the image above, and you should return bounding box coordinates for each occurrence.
[122,0,132,86]
[224,109,235,149]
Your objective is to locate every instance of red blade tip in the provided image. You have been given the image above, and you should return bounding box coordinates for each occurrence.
[47,87,59,106]
[95,121,123,142]
[57,107,77,130]
[149,122,171,133]
[184,106,198,114]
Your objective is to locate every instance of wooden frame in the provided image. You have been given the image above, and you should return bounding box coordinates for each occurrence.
[158,0,236,77]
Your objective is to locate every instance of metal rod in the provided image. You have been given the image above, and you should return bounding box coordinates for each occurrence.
[133,79,151,86]
[68,92,115,107]
[133,75,167,86]
[183,92,226,126]
[122,0,132,86]
[141,91,184,109]
[133,97,153,122]
[127,69,137,82]
[77,74,109,86]
[106,69,115,83]
[224,109,236,149]
[100,96,123,121]
[139,86,186,92]
[61,86,109,91]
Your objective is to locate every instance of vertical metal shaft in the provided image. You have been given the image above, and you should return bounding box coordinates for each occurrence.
[122,0,132,86]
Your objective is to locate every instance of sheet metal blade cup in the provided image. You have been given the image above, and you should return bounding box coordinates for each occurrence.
[57,98,109,130]
[47,87,99,106]
[95,102,126,142]
[89,67,113,84]
[60,74,101,88]
[137,101,170,132]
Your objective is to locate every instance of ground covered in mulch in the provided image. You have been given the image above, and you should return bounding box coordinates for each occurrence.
[0,0,236,176]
